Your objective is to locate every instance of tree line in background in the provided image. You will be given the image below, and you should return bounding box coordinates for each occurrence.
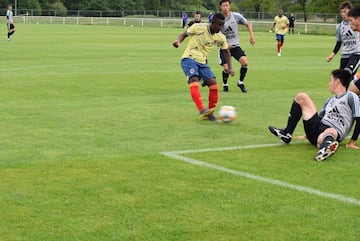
[1,0,359,15]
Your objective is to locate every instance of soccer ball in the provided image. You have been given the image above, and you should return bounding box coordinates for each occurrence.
[218,105,236,123]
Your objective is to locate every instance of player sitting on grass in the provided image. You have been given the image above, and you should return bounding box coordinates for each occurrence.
[173,13,233,121]
[269,69,360,161]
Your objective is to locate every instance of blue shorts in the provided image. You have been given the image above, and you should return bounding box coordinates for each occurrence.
[276,34,285,42]
[181,58,215,84]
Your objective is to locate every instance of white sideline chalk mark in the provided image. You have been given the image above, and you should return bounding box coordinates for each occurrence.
[161,143,360,207]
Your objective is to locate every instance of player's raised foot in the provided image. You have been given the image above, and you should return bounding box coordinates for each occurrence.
[206,113,221,122]
[268,126,292,144]
[199,108,215,120]
[314,141,339,162]
[237,82,247,93]
[223,85,229,92]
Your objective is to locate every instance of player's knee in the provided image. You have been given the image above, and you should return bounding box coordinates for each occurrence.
[239,57,248,66]
[188,76,199,83]
[206,78,217,86]
[294,92,310,104]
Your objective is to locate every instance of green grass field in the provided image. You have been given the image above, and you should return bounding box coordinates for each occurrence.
[1,24,359,241]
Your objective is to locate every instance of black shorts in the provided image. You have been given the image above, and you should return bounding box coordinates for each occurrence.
[354,79,360,90]
[340,54,360,75]
[303,114,331,147]
[219,46,246,66]
[7,23,15,30]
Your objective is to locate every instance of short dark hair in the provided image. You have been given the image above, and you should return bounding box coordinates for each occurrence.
[219,0,231,5]
[212,13,225,22]
[340,1,353,10]
[195,11,201,15]
[332,69,352,89]
[348,6,360,18]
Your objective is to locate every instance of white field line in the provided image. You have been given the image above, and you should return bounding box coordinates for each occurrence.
[161,143,360,207]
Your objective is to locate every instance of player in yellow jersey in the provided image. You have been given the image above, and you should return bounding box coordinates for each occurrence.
[173,13,233,121]
[271,9,289,56]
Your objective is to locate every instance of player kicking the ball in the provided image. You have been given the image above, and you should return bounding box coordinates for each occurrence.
[173,13,233,121]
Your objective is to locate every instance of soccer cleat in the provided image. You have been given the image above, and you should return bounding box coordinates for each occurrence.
[199,108,215,120]
[206,113,221,122]
[268,126,292,144]
[315,141,339,161]
[223,85,229,92]
[237,83,247,93]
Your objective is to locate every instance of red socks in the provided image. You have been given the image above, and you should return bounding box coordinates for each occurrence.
[190,82,204,111]
[208,83,218,109]
[189,82,219,111]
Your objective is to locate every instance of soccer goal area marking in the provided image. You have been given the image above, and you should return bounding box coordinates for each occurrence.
[161,143,360,207]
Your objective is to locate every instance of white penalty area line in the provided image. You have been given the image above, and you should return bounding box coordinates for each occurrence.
[161,143,360,207]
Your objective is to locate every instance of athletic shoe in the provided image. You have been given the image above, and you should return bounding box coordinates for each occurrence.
[223,85,229,92]
[207,113,221,122]
[268,126,292,144]
[314,141,339,162]
[199,108,215,120]
[237,83,247,93]
[277,52,281,57]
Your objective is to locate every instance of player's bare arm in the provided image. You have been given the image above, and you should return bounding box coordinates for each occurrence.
[245,22,255,46]
[173,31,188,48]
[222,48,234,76]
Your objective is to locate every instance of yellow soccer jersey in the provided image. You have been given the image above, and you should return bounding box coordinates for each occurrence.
[182,24,228,64]
[274,15,289,35]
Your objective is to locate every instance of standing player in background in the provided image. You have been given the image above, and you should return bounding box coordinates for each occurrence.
[6,4,16,41]
[289,13,295,34]
[219,0,255,93]
[347,6,360,95]
[208,12,213,23]
[271,9,289,56]
[173,13,234,121]
[326,1,360,96]
[187,11,202,27]
[182,13,188,28]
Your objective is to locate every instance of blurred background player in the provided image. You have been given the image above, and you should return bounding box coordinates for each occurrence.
[187,11,202,27]
[271,9,289,56]
[326,1,360,95]
[208,12,213,23]
[182,12,188,28]
[172,13,233,121]
[289,13,295,34]
[6,4,16,41]
[219,0,255,93]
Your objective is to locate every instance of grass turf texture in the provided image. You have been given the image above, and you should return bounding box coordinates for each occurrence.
[0,24,359,240]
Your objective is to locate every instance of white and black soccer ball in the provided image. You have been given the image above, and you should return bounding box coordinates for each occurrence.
[218,105,236,123]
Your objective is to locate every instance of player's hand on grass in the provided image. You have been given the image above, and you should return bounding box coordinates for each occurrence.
[293,134,307,140]
[346,139,360,149]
